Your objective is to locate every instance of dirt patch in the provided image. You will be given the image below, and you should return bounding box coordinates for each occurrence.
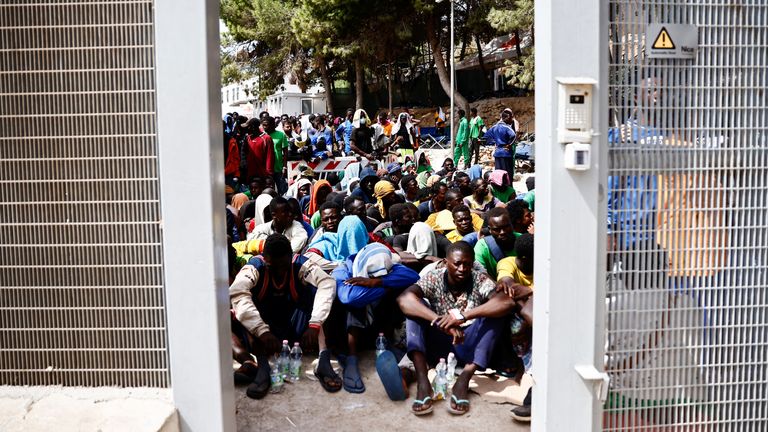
[235,352,530,432]
[390,96,535,132]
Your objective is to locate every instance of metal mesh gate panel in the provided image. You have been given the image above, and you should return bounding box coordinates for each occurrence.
[0,0,169,387]
[606,1,768,430]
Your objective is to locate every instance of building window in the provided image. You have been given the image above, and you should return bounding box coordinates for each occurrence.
[301,99,312,115]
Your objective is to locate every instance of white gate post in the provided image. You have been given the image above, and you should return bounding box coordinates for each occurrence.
[532,0,608,431]
[155,1,236,431]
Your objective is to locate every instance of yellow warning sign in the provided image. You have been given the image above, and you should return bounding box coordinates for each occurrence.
[652,27,675,49]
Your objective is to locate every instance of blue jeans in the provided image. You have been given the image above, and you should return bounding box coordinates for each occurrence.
[406,316,501,369]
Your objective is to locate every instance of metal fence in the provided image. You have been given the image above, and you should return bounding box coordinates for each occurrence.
[606,1,767,430]
[0,0,169,387]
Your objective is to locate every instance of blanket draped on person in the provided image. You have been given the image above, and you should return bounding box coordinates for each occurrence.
[407,222,438,259]
[253,194,273,227]
[306,216,369,261]
[308,180,332,216]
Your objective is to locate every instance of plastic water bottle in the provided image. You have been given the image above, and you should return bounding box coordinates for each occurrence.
[288,342,302,383]
[278,340,291,379]
[432,358,448,400]
[446,353,457,386]
[375,333,387,357]
[269,356,284,393]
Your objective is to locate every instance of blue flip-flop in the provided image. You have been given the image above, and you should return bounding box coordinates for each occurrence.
[375,351,407,401]
[447,394,471,415]
[342,355,365,393]
[411,396,434,416]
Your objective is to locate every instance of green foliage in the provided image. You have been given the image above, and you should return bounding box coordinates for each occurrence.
[487,0,534,89]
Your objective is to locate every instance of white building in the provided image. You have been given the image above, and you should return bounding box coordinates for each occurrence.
[221,74,327,118]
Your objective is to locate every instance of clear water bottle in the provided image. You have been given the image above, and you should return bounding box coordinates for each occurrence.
[446,352,457,386]
[375,333,387,357]
[269,356,284,393]
[278,340,291,379]
[288,342,302,383]
[432,358,448,400]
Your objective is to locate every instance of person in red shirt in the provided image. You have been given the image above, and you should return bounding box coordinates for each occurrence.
[243,118,275,181]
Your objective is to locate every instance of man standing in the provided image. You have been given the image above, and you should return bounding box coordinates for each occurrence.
[263,116,290,195]
[397,242,516,415]
[469,107,485,165]
[453,109,470,169]
[229,234,341,398]
[484,108,517,176]
[243,118,275,182]
[336,108,355,154]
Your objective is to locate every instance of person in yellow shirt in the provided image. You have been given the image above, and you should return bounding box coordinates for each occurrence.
[425,190,483,238]
[497,233,534,287]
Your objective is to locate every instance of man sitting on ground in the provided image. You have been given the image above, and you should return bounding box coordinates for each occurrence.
[417,182,448,222]
[397,241,516,416]
[229,234,342,398]
[464,177,503,215]
[474,207,517,280]
[425,189,483,236]
[508,199,534,235]
[444,205,480,242]
[248,197,308,253]
[305,201,342,249]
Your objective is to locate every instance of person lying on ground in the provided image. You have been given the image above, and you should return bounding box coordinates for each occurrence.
[397,241,517,416]
[229,234,342,398]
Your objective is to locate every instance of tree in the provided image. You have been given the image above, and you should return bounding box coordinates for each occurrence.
[487,0,534,89]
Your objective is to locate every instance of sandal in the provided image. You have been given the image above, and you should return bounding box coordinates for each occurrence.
[314,351,342,393]
[234,360,259,385]
[342,355,365,394]
[447,394,470,415]
[411,396,434,416]
[245,364,270,399]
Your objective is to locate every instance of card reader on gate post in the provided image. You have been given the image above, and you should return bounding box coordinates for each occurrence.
[556,77,597,171]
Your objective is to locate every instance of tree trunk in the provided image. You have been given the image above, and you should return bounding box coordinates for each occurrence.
[426,12,469,140]
[387,62,393,116]
[316,55,334,115]
[514,31,524,65]
[474,35,492,91]
[426,14,469,111]
[354,57,364,110]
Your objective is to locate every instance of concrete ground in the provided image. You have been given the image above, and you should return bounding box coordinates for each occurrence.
[235,352,530,432]
[0,386,177,432]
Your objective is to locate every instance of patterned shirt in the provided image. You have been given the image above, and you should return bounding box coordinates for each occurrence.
[416,267,495,327]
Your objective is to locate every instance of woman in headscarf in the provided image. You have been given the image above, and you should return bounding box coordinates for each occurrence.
[305,216,369,262]
[308,180,333,228]
[391,112,417,164]
[367,180,397,224]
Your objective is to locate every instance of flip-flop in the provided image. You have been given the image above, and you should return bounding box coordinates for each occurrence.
[375,351,406,401]
[314,351,342,393]
[245,365,270,399]
[447,394,471,415]
[342,355,365,393]
[411,396,434,416]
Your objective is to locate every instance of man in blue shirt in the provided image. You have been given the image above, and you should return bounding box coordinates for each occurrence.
[484,108,517,175]
[336,108,355,154]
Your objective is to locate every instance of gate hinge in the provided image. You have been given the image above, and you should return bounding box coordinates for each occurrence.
[574,364,610,402]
